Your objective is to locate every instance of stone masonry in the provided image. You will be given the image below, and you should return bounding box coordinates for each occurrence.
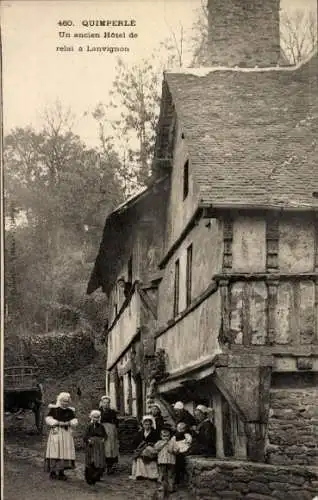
[186,457,318,500]
[266,388,318,466]
[207,0,281,67]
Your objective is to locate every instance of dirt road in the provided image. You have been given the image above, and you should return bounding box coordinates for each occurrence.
[4,456,192,500]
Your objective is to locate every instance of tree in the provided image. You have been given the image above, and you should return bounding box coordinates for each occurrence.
[93,58,162,191]
[4,103,123,333]
[190,1,209,67]
[280,8,317,64]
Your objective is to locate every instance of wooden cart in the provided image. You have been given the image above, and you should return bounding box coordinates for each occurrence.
[4,366,44,433]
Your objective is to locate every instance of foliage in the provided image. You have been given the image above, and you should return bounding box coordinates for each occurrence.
[148,349,167,382]
[93,58,162,192]
[4,102,123,335]
[190,1,209,67]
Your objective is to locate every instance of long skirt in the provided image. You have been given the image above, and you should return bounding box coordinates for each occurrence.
[131,457,159,480]
[102,422,119,465]
[85,437,106,469]
[85,437,106,484]
[44,427,75,472]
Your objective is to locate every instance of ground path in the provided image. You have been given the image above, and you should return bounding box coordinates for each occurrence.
[4,438,192,500]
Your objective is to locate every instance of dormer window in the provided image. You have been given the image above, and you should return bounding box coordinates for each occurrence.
[183,160,189,200]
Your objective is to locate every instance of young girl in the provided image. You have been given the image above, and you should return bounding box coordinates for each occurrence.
[130,415,159,481]
[154,425,176,495]
[44,392,78,480]
[83,410,107,485]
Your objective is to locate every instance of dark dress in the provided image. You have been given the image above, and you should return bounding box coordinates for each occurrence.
[174,431,190,485]
[174,409,196,429]
[100,408,119,470]
[131,428,160,480]
[154,414,165,434]
[133,428,159,453]
[84,422,107,485]
[191,419,217,456]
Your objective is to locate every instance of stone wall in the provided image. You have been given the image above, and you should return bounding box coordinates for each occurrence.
[186,457,318,500]
[5,330,97,380]
[207,0,280,67]
[266,388,318,466]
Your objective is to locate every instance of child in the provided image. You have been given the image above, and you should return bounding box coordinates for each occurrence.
[84,410,107,485]
[154,425,176,496]
[169,422,192,486]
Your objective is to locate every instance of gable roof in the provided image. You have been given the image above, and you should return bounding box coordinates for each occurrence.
[87,176,169,295]
[164,51,318,210]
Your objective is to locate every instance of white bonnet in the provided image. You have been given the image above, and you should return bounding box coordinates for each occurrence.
[56,392,71,405]
[196,404,208,414]
[90,410,101,419]
[142,415,156,427]
[173,401,184,410]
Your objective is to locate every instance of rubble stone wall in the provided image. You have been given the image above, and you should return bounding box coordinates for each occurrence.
[266,387,318,466]
[186,457,318,500]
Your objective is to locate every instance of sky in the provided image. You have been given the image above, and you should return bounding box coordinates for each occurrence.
[1,0,317,147]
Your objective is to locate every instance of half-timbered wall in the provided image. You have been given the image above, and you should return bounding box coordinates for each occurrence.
[219,212,318,348]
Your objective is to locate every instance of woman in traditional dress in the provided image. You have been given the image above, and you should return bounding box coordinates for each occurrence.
[129,415,159,481]
[44,392,78,480]
[84,410,107,485]
[191,405,216,457]
[150,404,165,434]
[99,396,119,474]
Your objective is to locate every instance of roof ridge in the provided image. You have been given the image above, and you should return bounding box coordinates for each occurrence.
[165,47,317,77]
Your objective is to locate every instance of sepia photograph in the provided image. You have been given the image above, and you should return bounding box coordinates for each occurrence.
[1,0,318,498]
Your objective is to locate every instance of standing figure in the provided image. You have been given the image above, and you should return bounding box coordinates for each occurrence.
[44,392,78,480]
[99,395,119,474]
[84,410,107,485]
[130,415,159,481]
[191,405,216,456]
[169,422,192,486]
[154,425,176,496]
[150,404,165,434]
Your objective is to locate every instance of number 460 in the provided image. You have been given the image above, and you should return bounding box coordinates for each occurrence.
[58,20,73,26]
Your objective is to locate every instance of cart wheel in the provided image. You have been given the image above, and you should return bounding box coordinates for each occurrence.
[35,405,44,434]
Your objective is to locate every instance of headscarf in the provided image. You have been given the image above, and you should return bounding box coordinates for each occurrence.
[142,415,156,428]
[173,401,184,410]
[99,395,111,408]
[196,404,208,414]
[56,392,71,407]
[89,410,101,423]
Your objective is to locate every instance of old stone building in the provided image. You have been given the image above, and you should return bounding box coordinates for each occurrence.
[87,177,169,421]
[88,0,318,478]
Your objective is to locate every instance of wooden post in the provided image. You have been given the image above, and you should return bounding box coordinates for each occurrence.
[266,279,279,345]
[314,213,318,344]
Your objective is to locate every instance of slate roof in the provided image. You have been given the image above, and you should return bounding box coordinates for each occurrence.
[165,51,318,209]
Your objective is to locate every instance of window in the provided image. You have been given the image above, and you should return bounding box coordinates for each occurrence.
[183,160,189,199]
[186,243,193,307]
[173,259,180,317]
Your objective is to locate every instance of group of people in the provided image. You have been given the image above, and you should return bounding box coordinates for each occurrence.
[44,392,119,484]
[44,392,216,494]
[130,401,216,495]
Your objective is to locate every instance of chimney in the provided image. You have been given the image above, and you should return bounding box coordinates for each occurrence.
[207,0,281,67]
